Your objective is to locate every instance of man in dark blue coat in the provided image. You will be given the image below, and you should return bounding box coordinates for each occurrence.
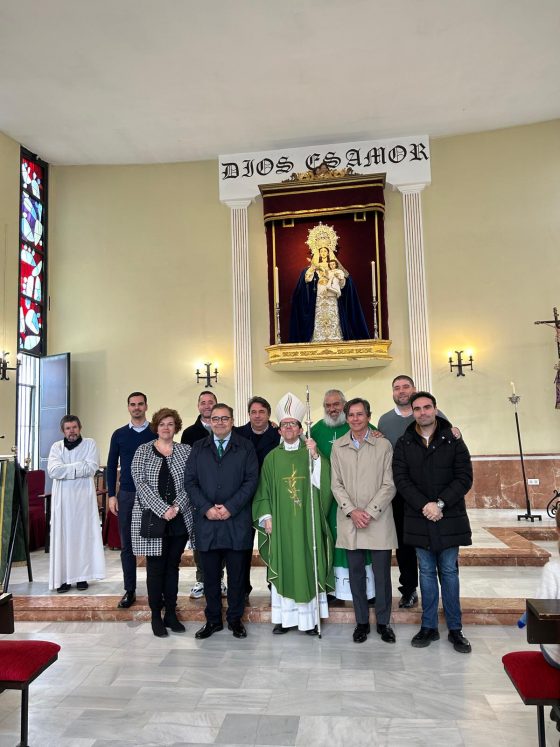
[185,403,259,639]
[393,391,473,654]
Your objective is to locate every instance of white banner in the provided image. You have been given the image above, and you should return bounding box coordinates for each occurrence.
[219,134,431,203]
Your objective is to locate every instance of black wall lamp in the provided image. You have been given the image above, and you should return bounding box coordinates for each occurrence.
[448,350,473,377]
[196,362,218,387]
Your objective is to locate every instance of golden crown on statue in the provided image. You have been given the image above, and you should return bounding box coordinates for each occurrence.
[306,223,339,256]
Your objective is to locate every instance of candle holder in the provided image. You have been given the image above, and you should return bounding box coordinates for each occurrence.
[508,392,541,522]
[195,363,218,388]
[371,297,379,340]
[275,302,282,344]
[448,350,473,377]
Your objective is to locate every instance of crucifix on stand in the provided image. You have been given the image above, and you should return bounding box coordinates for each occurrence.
[534,305,560,409]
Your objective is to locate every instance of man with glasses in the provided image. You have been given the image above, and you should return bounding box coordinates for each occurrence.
[253,392,334,635]
[181,390,225,599]
[185,403,259,639]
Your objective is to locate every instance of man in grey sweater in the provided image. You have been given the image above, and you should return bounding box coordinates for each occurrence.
[377,375,458,608]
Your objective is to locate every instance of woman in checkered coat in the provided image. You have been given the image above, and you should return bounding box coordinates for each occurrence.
[131,407,194,637]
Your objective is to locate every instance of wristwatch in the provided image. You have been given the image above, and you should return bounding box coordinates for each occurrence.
[436,499,445,510]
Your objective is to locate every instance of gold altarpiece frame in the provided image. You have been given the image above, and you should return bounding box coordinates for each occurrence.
[259,170,392,372]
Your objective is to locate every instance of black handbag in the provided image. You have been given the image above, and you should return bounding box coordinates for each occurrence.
[140,509,166,539]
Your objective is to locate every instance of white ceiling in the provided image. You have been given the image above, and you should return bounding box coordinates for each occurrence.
[1,0,559,165]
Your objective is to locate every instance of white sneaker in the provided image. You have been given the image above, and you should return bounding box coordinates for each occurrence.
[190,581,204,599]
[221,580,228,597]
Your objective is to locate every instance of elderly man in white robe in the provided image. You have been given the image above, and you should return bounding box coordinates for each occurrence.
[47,415,105,592]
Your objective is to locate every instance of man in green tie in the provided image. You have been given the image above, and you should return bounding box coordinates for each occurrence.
[185,403,259,640]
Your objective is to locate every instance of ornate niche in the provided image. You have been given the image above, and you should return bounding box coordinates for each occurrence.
[260,170,392,371]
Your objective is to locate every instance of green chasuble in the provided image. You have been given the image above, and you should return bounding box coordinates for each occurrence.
[252,442,334,604]
[310,420,377,570]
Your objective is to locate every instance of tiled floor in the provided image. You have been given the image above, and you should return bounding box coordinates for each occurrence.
[1,509,558,746]
[1,620,559,746]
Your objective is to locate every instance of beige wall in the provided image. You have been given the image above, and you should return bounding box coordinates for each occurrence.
[46,120,560,458]
[0,131,20,451]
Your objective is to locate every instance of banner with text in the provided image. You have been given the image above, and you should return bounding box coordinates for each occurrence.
[219,134,431,203]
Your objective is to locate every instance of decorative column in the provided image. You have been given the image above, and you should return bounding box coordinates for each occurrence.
[398,185,432,392]
[226,199,253,419]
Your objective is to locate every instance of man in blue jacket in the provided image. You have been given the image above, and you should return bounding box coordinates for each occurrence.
[185,403,259,639]
[107,391,155,609]
[393,391,473,654]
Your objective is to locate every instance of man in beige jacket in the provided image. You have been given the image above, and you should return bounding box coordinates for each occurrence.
[330,397,397,644]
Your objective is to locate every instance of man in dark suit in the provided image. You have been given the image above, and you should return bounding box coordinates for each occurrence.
[185,403,259,639]
[181,390,220,599]
[234,396,280,600]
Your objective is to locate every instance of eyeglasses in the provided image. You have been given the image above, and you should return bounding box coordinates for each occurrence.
[210,416,232,424]
[280,421,299,428]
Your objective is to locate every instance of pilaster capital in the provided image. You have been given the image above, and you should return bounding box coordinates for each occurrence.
[224,198,252,211]
[396,183,428,195]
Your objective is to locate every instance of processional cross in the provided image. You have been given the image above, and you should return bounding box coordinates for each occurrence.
[534,306,560,409]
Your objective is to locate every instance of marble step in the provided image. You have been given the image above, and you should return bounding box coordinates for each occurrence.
[13,593,524,626]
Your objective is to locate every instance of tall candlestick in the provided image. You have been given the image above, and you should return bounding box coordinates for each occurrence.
[371,261,377,298]
[274,266,279,302]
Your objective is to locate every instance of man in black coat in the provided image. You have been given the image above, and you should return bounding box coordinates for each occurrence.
[393,391,473,654]
[234,396,280,600]
[184,403,259,639]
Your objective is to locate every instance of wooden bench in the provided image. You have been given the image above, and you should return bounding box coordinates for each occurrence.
[0,640,61,747]
[502,651,560,747]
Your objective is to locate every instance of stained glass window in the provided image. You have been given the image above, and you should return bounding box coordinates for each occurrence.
[19,149,48,354]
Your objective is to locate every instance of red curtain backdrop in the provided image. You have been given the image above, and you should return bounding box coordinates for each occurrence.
[261,176,388,344]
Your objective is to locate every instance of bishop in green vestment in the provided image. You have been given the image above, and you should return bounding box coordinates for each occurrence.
[253,394,334,634]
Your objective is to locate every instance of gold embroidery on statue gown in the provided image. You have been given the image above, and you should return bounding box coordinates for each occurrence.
[311,264,346,342]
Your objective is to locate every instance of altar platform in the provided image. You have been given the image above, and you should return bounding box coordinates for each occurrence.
[6,510,557,626]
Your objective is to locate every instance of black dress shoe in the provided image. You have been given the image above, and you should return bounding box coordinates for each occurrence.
[353,623,370,643]
[56,583,71,593]
[272,624,290,635]
[228,620,247,638]
[399,591,418,609]
[411,627,440,648]
[117,591,136,609]
[376,624,396,643]
[305,626,319,636]
[448,629,472,653]
[151,613,168,638]
[163,611,186,633]
[195,621,224,639]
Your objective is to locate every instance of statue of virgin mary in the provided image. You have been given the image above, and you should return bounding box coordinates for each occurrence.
[289,223,370,344]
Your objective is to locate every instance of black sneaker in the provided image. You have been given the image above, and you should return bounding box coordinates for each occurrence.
[411,627,440,647]
[448,629,472,653]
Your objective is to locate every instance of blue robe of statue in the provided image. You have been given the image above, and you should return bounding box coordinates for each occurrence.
[289,268,371,343]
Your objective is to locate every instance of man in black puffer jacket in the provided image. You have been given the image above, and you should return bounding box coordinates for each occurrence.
[393,391,473,654]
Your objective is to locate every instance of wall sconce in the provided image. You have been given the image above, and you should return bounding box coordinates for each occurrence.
[196,362,218,388]
[448,350,473,377]
[0,351,18,381]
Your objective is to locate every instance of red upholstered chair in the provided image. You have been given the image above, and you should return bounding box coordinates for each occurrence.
[26,470,46,551]
[502,651,560,747]
[0,640,61,747]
